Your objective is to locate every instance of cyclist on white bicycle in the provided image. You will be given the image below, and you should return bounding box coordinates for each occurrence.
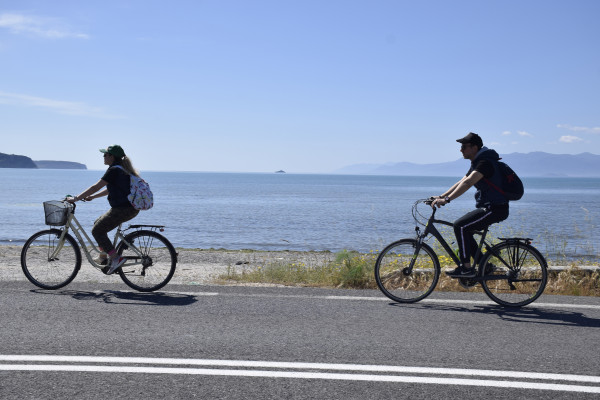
[68,145,140,274]
[430,133,509,278]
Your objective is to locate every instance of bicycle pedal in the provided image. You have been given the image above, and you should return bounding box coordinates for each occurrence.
[458,278,477,289]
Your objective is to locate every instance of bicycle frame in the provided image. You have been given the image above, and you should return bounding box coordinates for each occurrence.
[415,206,492,273]
[415,203,535,283]
[49,208,142,270]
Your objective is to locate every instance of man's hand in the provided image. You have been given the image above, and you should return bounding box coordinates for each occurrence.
[431,197,449,208]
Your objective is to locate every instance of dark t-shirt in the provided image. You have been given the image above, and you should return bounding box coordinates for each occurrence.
[101,165,132,208]
[469,159,494,179]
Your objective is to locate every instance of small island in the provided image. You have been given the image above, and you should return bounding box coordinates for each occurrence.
[275,170,286,174]
[34,160,87,169]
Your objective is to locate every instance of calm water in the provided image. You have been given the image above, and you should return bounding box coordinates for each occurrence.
[1,169,598,260]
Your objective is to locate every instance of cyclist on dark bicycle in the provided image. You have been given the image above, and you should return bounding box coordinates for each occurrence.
[430,132,509,278]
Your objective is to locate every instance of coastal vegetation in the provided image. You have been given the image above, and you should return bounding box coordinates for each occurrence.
[220,250,600,297]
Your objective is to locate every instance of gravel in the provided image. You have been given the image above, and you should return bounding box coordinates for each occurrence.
[1,245,335,286]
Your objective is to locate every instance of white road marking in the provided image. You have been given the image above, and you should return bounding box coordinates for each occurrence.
[1,355,599,393]
[163,290,600,310]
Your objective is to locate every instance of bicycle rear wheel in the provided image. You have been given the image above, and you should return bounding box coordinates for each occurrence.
[20,229,81,290]
[374,239,440,303]
[117,230,177,292]
[480,241,547,307]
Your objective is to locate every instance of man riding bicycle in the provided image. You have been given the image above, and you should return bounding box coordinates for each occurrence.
[430,132,509,277]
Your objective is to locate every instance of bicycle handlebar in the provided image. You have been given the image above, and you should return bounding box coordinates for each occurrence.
[61,196,79,212]
[412,198,436,226]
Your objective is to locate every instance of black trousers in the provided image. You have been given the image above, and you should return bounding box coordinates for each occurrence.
[453,204,509,266]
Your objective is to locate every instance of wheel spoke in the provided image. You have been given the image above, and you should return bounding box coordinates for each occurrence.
[21,230,81,290]
[375,239,440,303]
[481,242,547,307]
[117,230,176,292]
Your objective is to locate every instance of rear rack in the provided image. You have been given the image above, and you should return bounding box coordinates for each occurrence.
[498,237,532,245]
[125,224,165,232]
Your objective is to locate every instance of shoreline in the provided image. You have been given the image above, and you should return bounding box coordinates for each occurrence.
[0,246,336,285]
[2,245,598,287]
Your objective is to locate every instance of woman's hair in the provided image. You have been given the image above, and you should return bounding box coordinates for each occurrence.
[119,156,140,177]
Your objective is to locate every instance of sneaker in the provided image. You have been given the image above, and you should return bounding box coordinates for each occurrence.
[107,256,126,275]
[94,256,108,266]
[446,266,476,278]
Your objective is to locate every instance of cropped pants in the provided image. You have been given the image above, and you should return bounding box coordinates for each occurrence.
[92,206,139,253]
[453,204,509,266]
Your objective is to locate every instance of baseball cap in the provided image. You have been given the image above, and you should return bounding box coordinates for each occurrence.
[99,145,125,159]
[456,132,483,148]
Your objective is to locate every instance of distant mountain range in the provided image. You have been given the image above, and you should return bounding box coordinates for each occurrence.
[335,152,600,177]
[0,152,86,170]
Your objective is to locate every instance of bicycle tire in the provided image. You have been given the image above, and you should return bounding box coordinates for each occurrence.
[374,239,440,303]
[20,229,81,290]
[480,241,547,307]
[117,230,177,292]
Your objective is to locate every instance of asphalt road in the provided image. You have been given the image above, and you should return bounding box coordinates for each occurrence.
[1,281,599,399]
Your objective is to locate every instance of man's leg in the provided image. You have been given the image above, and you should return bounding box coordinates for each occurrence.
[450,206,510,277]
[448,208,497,277]
[453,208,490,269]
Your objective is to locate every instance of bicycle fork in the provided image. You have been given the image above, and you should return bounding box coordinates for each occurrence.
[405,226,429,275]
[48,233,67,261]
[48,224,73,261]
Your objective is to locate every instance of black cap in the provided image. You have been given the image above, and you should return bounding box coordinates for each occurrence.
[456,132,483,148]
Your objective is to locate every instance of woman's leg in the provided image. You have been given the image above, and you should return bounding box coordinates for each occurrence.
[92,207,139,254]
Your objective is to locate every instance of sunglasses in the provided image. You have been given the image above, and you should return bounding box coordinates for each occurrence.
[103,153,112,157]
[460,143,473,150]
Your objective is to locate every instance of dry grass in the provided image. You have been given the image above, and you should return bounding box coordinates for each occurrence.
[221,251,600,297]
[545,266,600,297]
[220,250,377,289]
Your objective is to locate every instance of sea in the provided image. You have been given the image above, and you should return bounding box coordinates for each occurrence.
[1,169,598,261]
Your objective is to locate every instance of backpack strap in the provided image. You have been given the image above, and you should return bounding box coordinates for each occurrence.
[483,177,506,196]
[480,158,506,197]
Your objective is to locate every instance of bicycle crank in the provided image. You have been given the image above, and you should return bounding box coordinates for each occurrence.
[458,277,477,289]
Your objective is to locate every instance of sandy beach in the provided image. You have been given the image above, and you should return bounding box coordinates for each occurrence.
[0,245,335,286]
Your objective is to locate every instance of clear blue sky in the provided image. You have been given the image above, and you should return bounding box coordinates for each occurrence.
[1,0,598,173]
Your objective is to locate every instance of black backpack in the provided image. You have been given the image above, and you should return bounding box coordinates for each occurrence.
[484,161,524,201]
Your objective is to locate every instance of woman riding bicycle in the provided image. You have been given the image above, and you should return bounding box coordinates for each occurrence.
[431,133,510,278]
[68,145,140,274]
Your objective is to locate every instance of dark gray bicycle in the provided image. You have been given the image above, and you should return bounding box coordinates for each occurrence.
[374,198,547,307]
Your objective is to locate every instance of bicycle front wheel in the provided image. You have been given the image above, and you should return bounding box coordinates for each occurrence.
[20,229,81,290]
[480,241,547,307]
[117,230,177,292]
[374,239,440,303]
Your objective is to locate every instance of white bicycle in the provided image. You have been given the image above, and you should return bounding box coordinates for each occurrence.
[21,200,178,292]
